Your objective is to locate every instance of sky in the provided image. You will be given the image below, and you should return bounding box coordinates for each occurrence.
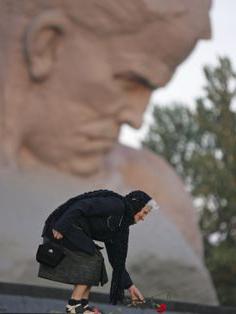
[119,0,236,149]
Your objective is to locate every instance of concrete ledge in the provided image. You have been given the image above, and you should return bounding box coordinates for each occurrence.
[0,281,236,314]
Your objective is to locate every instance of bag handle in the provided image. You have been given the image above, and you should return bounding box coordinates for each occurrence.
[44,234,63,247]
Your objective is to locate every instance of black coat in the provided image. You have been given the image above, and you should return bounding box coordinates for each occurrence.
[41,195,133,289]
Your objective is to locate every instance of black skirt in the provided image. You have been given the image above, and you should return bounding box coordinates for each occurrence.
[37,237,108,286]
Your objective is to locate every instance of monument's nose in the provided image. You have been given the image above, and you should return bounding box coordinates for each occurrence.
[129,113,144,129]
[117,108,144,129]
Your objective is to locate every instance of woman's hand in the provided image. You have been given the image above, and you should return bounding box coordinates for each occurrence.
[128,284,145,304]
[52,229,63,240]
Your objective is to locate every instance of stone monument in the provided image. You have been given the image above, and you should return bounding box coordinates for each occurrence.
[0,0,218,305]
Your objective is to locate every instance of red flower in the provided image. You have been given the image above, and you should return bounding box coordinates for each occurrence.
[156,303,167,313]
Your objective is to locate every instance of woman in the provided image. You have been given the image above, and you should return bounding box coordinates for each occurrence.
[38,189,159,314]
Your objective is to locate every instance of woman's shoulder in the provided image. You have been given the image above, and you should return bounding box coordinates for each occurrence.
[91,195,125,213]
[102,195,126,216]
[70,194,126,217]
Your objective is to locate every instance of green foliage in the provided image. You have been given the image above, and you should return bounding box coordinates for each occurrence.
[142,57,236,306]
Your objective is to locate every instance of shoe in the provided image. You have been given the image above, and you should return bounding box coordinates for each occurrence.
[81,299,102,314]
[65,301,101,314]
[65,302,84,314]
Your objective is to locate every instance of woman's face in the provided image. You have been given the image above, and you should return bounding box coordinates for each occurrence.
[134,206,151,223]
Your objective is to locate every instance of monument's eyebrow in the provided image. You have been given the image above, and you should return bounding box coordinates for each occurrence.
[113,71,158,91]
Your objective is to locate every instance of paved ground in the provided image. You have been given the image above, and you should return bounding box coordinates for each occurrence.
[0,294,162,314]
[0,282,236,314]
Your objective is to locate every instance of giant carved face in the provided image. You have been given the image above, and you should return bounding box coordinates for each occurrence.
[2,0,211,175]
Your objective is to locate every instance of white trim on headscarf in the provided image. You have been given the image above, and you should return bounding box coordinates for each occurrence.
[146,199,160,211]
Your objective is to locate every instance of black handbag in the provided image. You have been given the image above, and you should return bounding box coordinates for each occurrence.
[36,240,66,267]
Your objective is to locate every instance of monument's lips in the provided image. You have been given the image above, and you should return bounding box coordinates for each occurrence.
[76,123,120,142]
[63,138,115,154]
[74,140,115,154]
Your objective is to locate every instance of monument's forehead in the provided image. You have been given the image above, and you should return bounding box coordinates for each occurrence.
[144,0,211,12]
[0,0,211,38]
[144,0,188,16]
[68,0,211,36]
[68,1,147,35]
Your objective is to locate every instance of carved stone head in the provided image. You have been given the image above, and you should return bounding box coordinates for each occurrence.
[0,0,211,175]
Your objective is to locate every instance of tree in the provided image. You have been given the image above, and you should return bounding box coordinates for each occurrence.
[142,57,236,306]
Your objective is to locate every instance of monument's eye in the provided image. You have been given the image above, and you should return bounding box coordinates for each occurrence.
[113,71,157,91]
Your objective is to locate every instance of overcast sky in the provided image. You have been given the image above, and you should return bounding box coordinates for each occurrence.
[119,0,236,148]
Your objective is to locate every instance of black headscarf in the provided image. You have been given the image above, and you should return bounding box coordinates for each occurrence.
[124,190,152,218]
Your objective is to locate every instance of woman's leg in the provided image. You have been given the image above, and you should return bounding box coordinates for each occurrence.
[81,286,101,313]
[71,284,90,300]
[82,285,92,300]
